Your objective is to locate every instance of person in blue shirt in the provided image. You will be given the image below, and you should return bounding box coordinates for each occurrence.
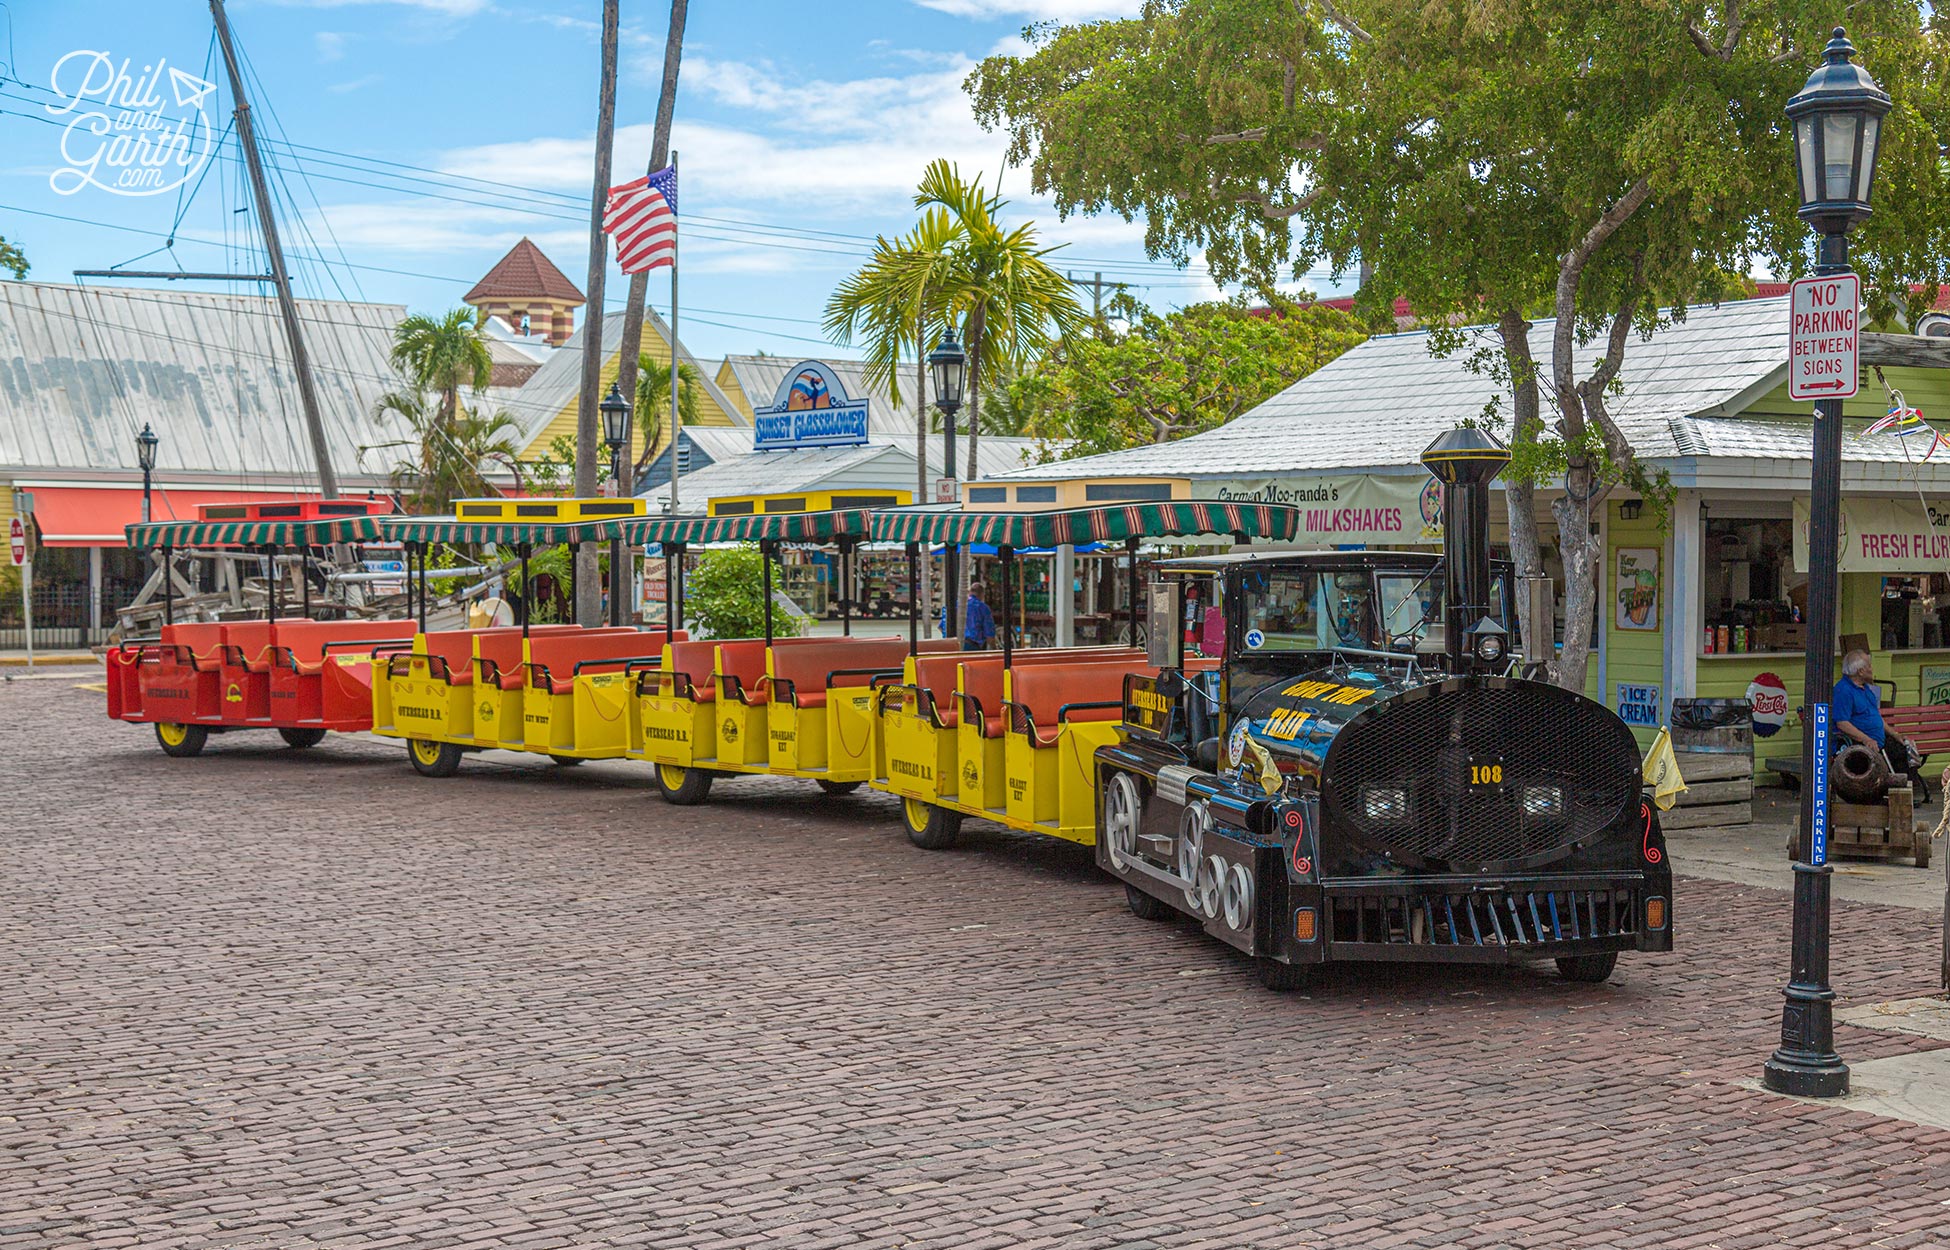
[963,581,996,651]
[1832,650,1887,755]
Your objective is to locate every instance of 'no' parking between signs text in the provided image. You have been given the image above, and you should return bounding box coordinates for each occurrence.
[1788,273,1860,402]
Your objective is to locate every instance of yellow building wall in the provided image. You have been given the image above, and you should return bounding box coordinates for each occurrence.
[714,363,753,420]
[1604,500,1667,748]
[519,321,738,467]
[1740,362,1950,423]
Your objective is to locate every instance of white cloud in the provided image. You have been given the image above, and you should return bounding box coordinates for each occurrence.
[327,74,382,94]
[314,32,353,62]
[911,0,1142,20]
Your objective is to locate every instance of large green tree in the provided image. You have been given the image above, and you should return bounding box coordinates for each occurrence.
[1009,298,1367,458]
[0,236,26,280]
[970,0,1950,691]
[378,309,497,513]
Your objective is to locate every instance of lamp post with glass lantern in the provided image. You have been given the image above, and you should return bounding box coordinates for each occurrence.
[600,381,633,627]
[928,327,968,636]
[136,424,159,522]
[1763,26,1890,1100]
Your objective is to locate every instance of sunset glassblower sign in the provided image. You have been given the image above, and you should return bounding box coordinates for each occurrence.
[751,361,871,451]
[1787,273,1860,401]
[1198,475,1443,546]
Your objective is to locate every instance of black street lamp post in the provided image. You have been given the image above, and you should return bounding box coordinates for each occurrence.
[1764,27,1891,1100]
[600,381,633,628]
[136,423,159,523]
[929,327,968,637]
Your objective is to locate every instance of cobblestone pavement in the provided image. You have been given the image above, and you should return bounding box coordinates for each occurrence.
[4,678,1948,1250]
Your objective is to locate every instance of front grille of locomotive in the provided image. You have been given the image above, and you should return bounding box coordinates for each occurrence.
[1328,886,1641,948]
[1321,679,1639,870]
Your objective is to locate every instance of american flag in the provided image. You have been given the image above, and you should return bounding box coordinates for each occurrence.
[603,164,677,273]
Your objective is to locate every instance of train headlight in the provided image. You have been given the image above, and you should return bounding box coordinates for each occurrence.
[1362,787,1409,822]
[1466,616,1508,665]
[1519,784,1564,818]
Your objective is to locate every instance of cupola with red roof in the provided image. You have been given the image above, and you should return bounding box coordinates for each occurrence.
[463,238,586,346]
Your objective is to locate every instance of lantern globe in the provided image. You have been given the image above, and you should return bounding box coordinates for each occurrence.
[1784,27,1892,232]
[928,327,968,414]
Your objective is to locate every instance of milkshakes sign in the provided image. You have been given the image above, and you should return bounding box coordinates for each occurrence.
[1198,475,1443,546]
[752,361,871,451]
[1787,273,1859,402]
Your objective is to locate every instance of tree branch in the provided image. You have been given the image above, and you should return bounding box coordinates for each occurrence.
[1298,0,1372,45]
[1686,0,1744,61]
[1188,127,1270,145]
[1550,175,1653,426]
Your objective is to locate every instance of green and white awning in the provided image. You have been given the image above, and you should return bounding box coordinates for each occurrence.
[126,515,389,549]
[380,516,629,545]
[625,509,875,546]
[868,500,1301,548]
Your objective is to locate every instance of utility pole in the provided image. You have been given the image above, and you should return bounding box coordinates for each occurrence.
[615,0,689,504]
[210,0,337,498]
[572,0,622,625]
[1067,270,1125,322]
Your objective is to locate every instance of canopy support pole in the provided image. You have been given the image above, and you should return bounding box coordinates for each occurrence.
[839,538,853,638]
[520,544,532,639]
[566,542,576,624]
[266,545,278,624]
[415,542,428,634]
[761,539,776,647]
[663,544,677,644]
[1125,537,1139,648]
[300,542,312,620]
[905,542,919,657]
[163,546,174,627]
[999,544,1015,667]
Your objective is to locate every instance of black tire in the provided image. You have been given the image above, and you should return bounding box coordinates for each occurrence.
[1124,883,1178,922]
[1555,952,1618,984]
[154,722,209,758]
[816,779,862,796]
[654,762,714,805]
[548,754,585,767]
[279,728,327,749]
[407,738,464,778]
[902,797,962,850]
[1255,957,1317,993]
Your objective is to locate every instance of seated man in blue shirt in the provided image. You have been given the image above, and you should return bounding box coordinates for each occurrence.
[1833,649,1922,794]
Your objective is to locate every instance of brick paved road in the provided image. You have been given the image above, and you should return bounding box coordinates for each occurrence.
[4,677,1948,1249]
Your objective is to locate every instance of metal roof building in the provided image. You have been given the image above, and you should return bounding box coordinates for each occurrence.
[715,354,928,437]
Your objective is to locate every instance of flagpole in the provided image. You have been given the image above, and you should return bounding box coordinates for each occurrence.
[670,149,682,515]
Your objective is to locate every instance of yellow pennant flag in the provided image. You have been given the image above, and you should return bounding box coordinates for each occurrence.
[1642,727,1688,812]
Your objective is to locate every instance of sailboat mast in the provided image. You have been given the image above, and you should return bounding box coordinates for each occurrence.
[210,0,339,498]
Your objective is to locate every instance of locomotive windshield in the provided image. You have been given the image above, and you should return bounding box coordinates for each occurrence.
[1240,569,1378,651]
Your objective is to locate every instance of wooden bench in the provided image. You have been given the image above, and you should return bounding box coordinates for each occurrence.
[765,637,907,709]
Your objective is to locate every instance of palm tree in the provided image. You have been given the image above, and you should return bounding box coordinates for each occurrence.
[373,393,523,512]
[913,159,1085,479]
[632,354,702,480]
[381,309,495,509]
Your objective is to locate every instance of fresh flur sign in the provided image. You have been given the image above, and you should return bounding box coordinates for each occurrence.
[1788,273,1860,402]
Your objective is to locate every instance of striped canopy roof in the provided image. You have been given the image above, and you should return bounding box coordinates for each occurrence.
[624,509,874,546]
[126,515,388,550]
[380,516,628,545]
[868,500,1301,547]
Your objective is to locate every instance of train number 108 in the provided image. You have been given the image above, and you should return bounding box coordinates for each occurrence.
[1468,763,1504,785]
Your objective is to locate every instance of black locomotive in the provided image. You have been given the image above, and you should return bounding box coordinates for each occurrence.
[1096,428,1672,988]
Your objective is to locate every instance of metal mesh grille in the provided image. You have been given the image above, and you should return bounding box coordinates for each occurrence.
[1328,887,1640,947]
[1322,680,1639,870]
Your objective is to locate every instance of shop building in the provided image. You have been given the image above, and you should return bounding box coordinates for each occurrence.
[987,296,1950,775]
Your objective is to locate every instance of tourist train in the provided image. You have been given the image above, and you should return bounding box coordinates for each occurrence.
[104,429,1672,989]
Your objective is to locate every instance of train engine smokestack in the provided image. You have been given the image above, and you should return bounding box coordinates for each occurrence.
[1420,427,1512,671]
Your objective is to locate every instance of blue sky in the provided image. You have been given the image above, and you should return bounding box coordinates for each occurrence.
[0,0,1346,361]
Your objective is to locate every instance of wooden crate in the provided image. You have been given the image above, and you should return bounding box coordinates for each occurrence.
[1827,787,1931,867]
[1659,749,1754,830]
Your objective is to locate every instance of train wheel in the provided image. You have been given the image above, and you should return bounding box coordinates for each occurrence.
[1124,884,1178,923]
[902,798,962,850]
[1255,957,1317,993]
[1554,953,1618,984]
[279,728,327,749]
[816,780,862,796]
[548,754,585,767]
[408,738,464,778]
[155,722,208,758]
[655,762,714,805]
